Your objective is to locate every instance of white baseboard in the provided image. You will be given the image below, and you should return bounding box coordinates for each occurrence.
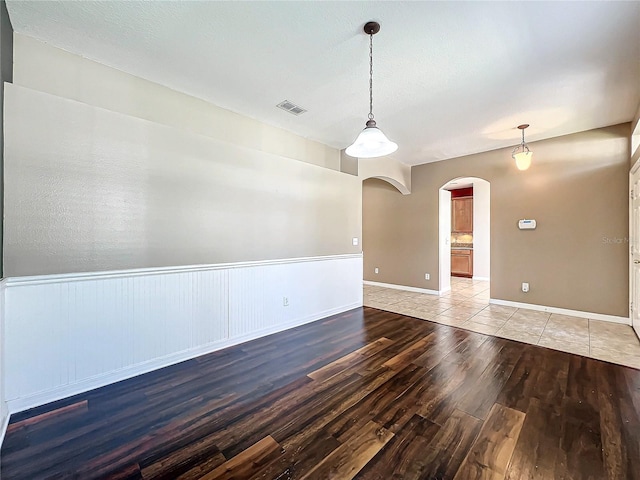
[364,280,440,296]
[490,299,630,325]
[439,286,452,295]
[472,276,490,281]
[8,301,361,414]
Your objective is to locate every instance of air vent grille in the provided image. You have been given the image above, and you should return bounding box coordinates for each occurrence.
[276,100,307,116]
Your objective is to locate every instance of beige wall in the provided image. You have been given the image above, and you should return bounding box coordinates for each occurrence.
[364,124,630,317]
[3,35,362,277]
[12,34,340,171]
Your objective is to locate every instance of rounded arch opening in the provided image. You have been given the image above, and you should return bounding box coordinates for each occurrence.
[363,175,410,195]
[438,176,491,294]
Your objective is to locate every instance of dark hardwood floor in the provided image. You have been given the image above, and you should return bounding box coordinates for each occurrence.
[2,307,639,479]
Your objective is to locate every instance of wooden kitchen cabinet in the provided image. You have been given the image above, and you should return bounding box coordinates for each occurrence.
[451,249,473,277]
[452,197,473,233]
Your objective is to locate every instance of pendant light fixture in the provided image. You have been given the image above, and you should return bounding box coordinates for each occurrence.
[512,124,533,171]
[345,21,398,159]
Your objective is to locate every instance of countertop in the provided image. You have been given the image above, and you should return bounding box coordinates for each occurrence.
[451,243,473,249]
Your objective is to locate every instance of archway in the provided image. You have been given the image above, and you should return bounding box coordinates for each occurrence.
[358,155,412,195]
[365,175,410,195]
[439,177,490,294]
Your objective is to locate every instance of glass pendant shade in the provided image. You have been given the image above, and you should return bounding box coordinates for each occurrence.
[347,22,398,159]
[512,124,532,170]
[514,150,533,171]
[346,120,398,158]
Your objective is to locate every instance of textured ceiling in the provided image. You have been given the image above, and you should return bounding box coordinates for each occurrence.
[6,1,640,166]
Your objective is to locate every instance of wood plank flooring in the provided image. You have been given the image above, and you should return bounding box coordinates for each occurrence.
[2,307,640,479]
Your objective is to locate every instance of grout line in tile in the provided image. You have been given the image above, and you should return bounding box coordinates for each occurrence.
[535,314,552,346]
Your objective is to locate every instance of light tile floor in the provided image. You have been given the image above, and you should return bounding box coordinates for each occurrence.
[364,277,640,369]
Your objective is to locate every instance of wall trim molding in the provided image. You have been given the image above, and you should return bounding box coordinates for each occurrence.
[489,298,630,325]
[5,253,363,287]
[472,276,490,281]
[363,280,440,296]
[7,301,361,414]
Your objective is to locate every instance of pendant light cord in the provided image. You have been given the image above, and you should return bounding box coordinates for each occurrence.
[368,32,374,120]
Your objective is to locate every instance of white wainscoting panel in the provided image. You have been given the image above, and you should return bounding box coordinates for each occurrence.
[4,254,362,413]
[229,258,361,339]
[0,279,8,447]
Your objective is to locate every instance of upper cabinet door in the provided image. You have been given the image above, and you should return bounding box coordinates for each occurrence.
[452,197,473,233]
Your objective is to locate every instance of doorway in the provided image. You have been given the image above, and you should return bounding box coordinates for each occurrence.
[439,177,490,295]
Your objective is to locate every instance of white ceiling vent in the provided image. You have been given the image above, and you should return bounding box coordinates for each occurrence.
[276,100,307,116]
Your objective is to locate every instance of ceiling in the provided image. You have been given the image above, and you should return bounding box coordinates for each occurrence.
[6,1,640,166]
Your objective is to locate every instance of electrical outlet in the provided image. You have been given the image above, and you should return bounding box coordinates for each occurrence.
[374,267,379,274]
[352,237,359,246]
[522,282,529,293]
[425,273,430,280]
[283,297,289,306]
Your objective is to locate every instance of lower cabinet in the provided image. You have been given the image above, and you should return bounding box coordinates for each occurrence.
[451,249,473,277]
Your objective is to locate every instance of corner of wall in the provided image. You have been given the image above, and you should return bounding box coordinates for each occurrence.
[631,102,640,169]
[0,0,14,448]
[0,0,14,279]
[339,149,358,176]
